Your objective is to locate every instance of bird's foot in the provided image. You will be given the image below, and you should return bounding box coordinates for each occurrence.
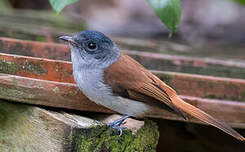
[108,115,130,136]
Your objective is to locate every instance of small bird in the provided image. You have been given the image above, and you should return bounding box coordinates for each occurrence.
[59,30,245,141]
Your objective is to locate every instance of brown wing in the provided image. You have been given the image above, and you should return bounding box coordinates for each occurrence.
[104,53,185,118]
[104,53,245,141]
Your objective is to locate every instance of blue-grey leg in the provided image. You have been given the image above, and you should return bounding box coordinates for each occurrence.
[108,115,130,136]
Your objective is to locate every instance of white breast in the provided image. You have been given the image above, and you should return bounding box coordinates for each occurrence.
[73,68,153,117]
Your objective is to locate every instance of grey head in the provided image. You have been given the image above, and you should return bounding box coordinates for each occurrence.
[59,30,120,70]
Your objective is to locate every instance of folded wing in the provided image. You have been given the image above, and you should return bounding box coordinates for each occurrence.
[104,53,245,141]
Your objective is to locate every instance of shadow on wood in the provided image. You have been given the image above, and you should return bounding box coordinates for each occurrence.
[0,101,159,152]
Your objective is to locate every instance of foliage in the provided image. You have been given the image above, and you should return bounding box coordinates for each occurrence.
[147,0,181,37]
[49,0,78,13]
[235,0,245,5]
[32,0,245,37]
[49,0,181,37]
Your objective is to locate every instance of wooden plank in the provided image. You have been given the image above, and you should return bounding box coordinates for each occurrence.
[1,37,245,79]
[0,10,86,42]
[0,74,110,113]
[124,50,245,80]
[0,10,85,31]
[0,37,71,61]
[0,52,245,101]
[154,71,245,102]
[0,74,245,128]
[0,101,159,152]
[0,52,74,83]
[180,96,245,129]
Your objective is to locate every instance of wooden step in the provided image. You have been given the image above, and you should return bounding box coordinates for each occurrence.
[0,10,86,42]
[1,37,245,79]
[0,74,244,128]
[0,101,159,152]
[0,52,244,102]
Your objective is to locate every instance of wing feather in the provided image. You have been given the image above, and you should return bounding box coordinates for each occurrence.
[104,53,245,141]
[104,53,184,117]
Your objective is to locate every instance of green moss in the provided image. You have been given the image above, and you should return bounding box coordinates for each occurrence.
[179,64,245,80]
[71,119,159,152]
[35,36,46,42]
[0,86,24,98]
[23,60,47,75]
[0,101,30,146]
[0,59,47,75]
[125,119,159,152]
[0,101,27,126]
[53,87,60,93]
[203,94,220,99]
[0,59,20,75]
[203,94,245,102]
[132,52,245,80]
[242,91,245,101]
[65,90,79,97]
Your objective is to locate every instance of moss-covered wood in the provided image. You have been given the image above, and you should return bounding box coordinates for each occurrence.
[0,101,159,152]
[71,119,159,152]
[1,9,245,79]
[0,74,245,128]
[0,52,245,102]
[1,37,245,80]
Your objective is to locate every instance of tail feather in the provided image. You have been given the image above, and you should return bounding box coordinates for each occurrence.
[171,95,245,141]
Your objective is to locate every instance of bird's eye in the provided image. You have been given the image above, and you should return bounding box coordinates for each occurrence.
[87,42,97,50]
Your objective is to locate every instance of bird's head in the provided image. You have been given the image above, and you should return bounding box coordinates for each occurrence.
[59,30,120,69]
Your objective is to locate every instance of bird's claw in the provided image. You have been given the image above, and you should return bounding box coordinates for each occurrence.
[111,125,126,136]
[107,115,130,136]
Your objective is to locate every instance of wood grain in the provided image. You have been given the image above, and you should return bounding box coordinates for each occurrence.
[0,74,245,128]
[1,37,245,79]
[0,52,245,101]
[0,101,158,152]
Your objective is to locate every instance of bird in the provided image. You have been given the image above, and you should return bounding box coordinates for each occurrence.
[59,30,245,141]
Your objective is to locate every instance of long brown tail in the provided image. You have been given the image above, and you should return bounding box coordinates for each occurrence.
[171,95,245,141]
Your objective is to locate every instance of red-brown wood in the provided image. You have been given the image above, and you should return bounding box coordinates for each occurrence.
[0,74,244,128]
[0,37,245,128]
[0,53,74,83]
[0,37,71,60]
[0,74,111,113]
[0,53,245,101]
[1,37,245,79]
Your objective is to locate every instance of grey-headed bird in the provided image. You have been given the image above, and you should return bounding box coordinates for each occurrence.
[59,30,245,141]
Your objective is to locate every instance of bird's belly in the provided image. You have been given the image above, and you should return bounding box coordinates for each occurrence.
[96,95,153,117]
[74,70,153,117]
[81,82,152,117]
[74,69,167,118]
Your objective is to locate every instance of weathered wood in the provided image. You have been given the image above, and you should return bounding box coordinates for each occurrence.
[0,37,70,61]
[124,50,245,80]
[0,52,245,101]
[1,37,245,79]
[0,52,74,83]
[154,71,245,102]
[0,74,245,128]
[0,101,159,152]
[0,74,111,113]
[0,10,86,42]
[155,118,245,152]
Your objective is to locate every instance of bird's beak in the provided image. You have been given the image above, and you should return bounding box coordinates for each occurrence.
[59,36,78,45]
